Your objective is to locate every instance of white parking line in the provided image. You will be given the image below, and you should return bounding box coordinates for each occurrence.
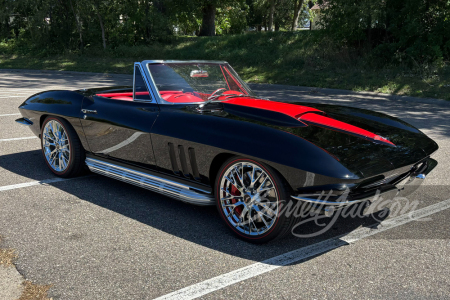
[0,176,93,192]
[0,91,40,93]
[0,96,27,98]
[0,136,38,142]
[0,113,21,117]
[0,93,31,95]
[0,178,70,192]
[154,198,450,300]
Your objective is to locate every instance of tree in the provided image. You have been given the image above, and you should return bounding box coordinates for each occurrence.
[69,0,84,51]
[90,0,108,50]
[291,0,304,31]
[199,1,216,36]
[317,0,450,64]
[268,0,275,31]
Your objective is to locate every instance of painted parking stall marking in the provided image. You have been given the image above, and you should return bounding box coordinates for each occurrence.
[154,198,450,300]
[0,113,21,117]
[0,136,38,142]
[0,96,29,98]
[0,176,94,192]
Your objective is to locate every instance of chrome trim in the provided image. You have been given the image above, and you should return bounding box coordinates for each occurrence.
[85,157,215,206]
[81,109,97,114]
[143,60,228,65]
[416,174,426,179]
[140,60,253,106]
[142,62,166,105]
[15,117,33,126]
[227,64,255,97]
[133,62,157,103]
[291,195,369,206]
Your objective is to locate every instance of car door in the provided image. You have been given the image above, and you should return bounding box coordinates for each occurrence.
[80,64,160,170]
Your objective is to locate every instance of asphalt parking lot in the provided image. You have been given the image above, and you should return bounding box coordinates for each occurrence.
[0,69,449,299]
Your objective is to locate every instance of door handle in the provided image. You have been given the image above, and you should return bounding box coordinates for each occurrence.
[81,109,97,114]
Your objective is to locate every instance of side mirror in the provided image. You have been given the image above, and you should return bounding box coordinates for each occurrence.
[190,70,209,78]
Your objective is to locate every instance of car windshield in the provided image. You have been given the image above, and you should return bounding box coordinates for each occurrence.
[147,62,256,104]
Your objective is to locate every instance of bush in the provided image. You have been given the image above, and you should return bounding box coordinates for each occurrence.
[317,0,450,66]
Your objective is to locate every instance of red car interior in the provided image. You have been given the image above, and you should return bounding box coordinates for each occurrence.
[96,90,245,103]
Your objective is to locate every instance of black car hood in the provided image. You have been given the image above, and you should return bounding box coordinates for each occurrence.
[222,100,438,178]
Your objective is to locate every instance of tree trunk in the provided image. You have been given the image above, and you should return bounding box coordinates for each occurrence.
[367,13,372,48]
[69,0,83,51]
[268,0,275,31]
[97,12,106,50]
[144,0,150,41]
[154,0,166,14]
[291,0,304,31]
[5,17,9,39]
[199,3,216,36]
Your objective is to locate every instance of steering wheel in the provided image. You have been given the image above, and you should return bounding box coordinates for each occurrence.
[208,88,227,100]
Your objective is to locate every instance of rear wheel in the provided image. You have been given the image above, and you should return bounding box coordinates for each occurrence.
[41,116,85,178]
[215,157,295,243]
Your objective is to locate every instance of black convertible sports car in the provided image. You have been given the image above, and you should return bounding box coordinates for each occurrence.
[16,60,438,243]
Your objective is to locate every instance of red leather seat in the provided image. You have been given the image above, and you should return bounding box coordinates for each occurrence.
[96,90,208,103]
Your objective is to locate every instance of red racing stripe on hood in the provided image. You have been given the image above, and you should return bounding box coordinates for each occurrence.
[224,98,396,147]
[223,98,323,118]
[299,113,396,146]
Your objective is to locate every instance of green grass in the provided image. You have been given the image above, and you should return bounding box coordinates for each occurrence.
[1,31,449,100]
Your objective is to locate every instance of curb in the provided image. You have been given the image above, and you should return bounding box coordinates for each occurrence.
[0,69,446,105]
[248,83,449,105]
[0,68,131,78]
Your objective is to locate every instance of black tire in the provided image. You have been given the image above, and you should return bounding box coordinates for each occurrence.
[215,157,297,243]
[40,116,86,178]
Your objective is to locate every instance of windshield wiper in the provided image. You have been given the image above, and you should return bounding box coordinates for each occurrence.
[199,88,227,108]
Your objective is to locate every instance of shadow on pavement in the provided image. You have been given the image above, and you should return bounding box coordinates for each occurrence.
[0,149,393,265]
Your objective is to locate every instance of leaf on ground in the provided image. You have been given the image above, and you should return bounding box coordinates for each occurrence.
[18,281,53,300]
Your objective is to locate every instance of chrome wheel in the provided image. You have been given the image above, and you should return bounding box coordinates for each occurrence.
[42,119,70,172]
[219,161,279,236]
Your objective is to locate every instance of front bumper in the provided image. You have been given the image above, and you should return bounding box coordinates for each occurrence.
[291,157,437,211]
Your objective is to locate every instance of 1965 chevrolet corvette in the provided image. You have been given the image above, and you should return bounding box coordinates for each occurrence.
[16,60,438,242]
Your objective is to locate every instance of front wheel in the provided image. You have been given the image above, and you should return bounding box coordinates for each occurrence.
[41,116,85,178]
[215,157,295,243]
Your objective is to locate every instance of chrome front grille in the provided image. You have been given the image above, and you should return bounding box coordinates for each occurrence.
[361,173,399,189]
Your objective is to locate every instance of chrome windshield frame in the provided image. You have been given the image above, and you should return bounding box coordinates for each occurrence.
[133,62,158,103]
[139,60,252,105]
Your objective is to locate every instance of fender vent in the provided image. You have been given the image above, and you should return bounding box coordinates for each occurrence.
[168,143,201,181]
[168,143,180,175]
[188,147,201,181]
[178,145,190,177]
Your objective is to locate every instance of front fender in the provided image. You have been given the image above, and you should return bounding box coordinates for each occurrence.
[18,90,88,149]
[151,106,358,191]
